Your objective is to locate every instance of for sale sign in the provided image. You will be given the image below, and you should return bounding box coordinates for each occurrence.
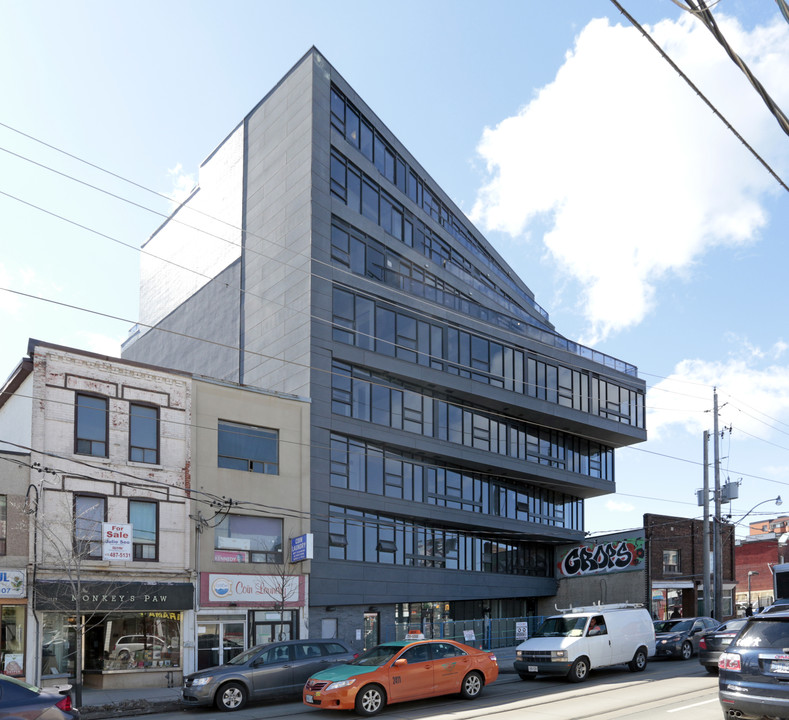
[102,523,133,561]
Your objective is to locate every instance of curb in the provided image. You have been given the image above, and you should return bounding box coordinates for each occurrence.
[80,699,183,719]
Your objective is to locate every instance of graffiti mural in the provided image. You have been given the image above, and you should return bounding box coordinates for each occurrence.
[557,537,645,577]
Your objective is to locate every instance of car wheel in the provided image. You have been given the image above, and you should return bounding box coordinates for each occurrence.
[355,684,385,716]
[117,649,130,663]
[705,665,719,675]
[459,671,483,699]
[518,672,537,681]
[216,681,247,712]
[681,641,693,661]
[567,657,589,683]
[628,647,648,672]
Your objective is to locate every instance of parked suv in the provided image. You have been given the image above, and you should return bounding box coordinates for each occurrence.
[182,639,357,711]
[719,610,789,719]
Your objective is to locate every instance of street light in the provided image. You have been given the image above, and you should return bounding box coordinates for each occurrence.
[706,495,782,621]
[748,570,760,610]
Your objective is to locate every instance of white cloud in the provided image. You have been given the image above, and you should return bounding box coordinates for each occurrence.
[167,163,197,208]
[648,341,789,440]
[472,13,789,343]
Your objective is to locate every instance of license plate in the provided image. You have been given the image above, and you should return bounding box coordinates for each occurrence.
[528,665,538,672]
[306,695,314,703]
[771,661,789,673]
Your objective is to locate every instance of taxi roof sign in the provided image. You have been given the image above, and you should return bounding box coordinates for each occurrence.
[405,632,425,639]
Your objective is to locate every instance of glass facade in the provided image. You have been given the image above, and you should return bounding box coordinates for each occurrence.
[332,282,644,428]
[328,505,550,576]
[330,86,549,324]
[331,360,613,481]
[330,433,583,530]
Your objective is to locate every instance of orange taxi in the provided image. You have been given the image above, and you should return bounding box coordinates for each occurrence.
[303,637,498,716]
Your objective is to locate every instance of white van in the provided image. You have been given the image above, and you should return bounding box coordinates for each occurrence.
[513,603,656,682]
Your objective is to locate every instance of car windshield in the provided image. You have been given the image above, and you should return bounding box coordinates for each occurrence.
[654,620,691,633]
[348,645,402,666]
[733,618,789,648]
[227,646,261,665]
[534,616,587,638]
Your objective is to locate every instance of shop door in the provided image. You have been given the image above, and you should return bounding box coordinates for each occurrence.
[197,621,245,670]
[252,611,293,645]
[363,612,379,651]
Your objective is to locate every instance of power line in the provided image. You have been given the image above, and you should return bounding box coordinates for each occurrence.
[679,0,789,137]
[609,0,789,193]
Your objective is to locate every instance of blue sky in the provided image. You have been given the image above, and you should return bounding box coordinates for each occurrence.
[2,1,788,537]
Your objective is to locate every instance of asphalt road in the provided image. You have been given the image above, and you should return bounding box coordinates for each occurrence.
[139,659,723,720]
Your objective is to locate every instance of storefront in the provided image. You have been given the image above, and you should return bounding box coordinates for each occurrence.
[35,579,193,689]
[1,570,26,678]
[196,572,306,671]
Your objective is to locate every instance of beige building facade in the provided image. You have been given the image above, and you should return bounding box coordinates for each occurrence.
[189,377,311,669]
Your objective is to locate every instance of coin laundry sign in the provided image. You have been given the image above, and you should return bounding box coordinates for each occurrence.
[102,523,133,561]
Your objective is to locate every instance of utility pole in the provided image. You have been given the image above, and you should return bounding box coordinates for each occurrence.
[702,430,711,618]
[713,388,724,621]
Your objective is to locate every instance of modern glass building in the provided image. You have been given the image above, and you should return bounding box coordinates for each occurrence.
[122,47,646,646]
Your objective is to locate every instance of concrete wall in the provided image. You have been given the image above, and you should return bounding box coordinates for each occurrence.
[239,53,315,396]
[123,262,241,382]
[138,125,244,331]
[0,373,33,452]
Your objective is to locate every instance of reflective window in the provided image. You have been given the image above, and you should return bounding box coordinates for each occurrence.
[75,394,107,457]
[215,515,283,564]
[129,404,158,464]
[218,421,278,475]
[130,500,158,561]
[330,280,644,429]
[331,361,613,481]
[329,505,550,577]
[74,495,105,559]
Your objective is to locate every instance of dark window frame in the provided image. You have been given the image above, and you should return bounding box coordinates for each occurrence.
[129,498,159,562]
[217,420,279,475]
[129,403,160,465]
[73,494,107,560]
[75,393,109,458]
[214,514,283,564]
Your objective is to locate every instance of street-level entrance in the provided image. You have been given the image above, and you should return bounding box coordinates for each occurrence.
[197,617,245,670]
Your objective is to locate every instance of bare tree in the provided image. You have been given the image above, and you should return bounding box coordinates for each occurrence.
[28,486,132,707]
[265,539,301,641]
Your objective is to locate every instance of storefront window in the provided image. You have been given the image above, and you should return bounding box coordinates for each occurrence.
[42,611,181,676]
[90,612,181,671]
[41,613,77,679]
[1,606,25,676]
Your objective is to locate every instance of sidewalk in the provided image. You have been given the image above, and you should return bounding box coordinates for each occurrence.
[75,646,519,719]
[79,684,183,720]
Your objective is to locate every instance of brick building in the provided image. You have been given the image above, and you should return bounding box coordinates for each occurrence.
[735,534,782,611]
[645,514,736,620]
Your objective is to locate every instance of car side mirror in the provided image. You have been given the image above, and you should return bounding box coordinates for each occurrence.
[393,658,408,667]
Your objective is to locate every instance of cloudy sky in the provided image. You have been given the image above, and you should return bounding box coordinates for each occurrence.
[1,0,788,536]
